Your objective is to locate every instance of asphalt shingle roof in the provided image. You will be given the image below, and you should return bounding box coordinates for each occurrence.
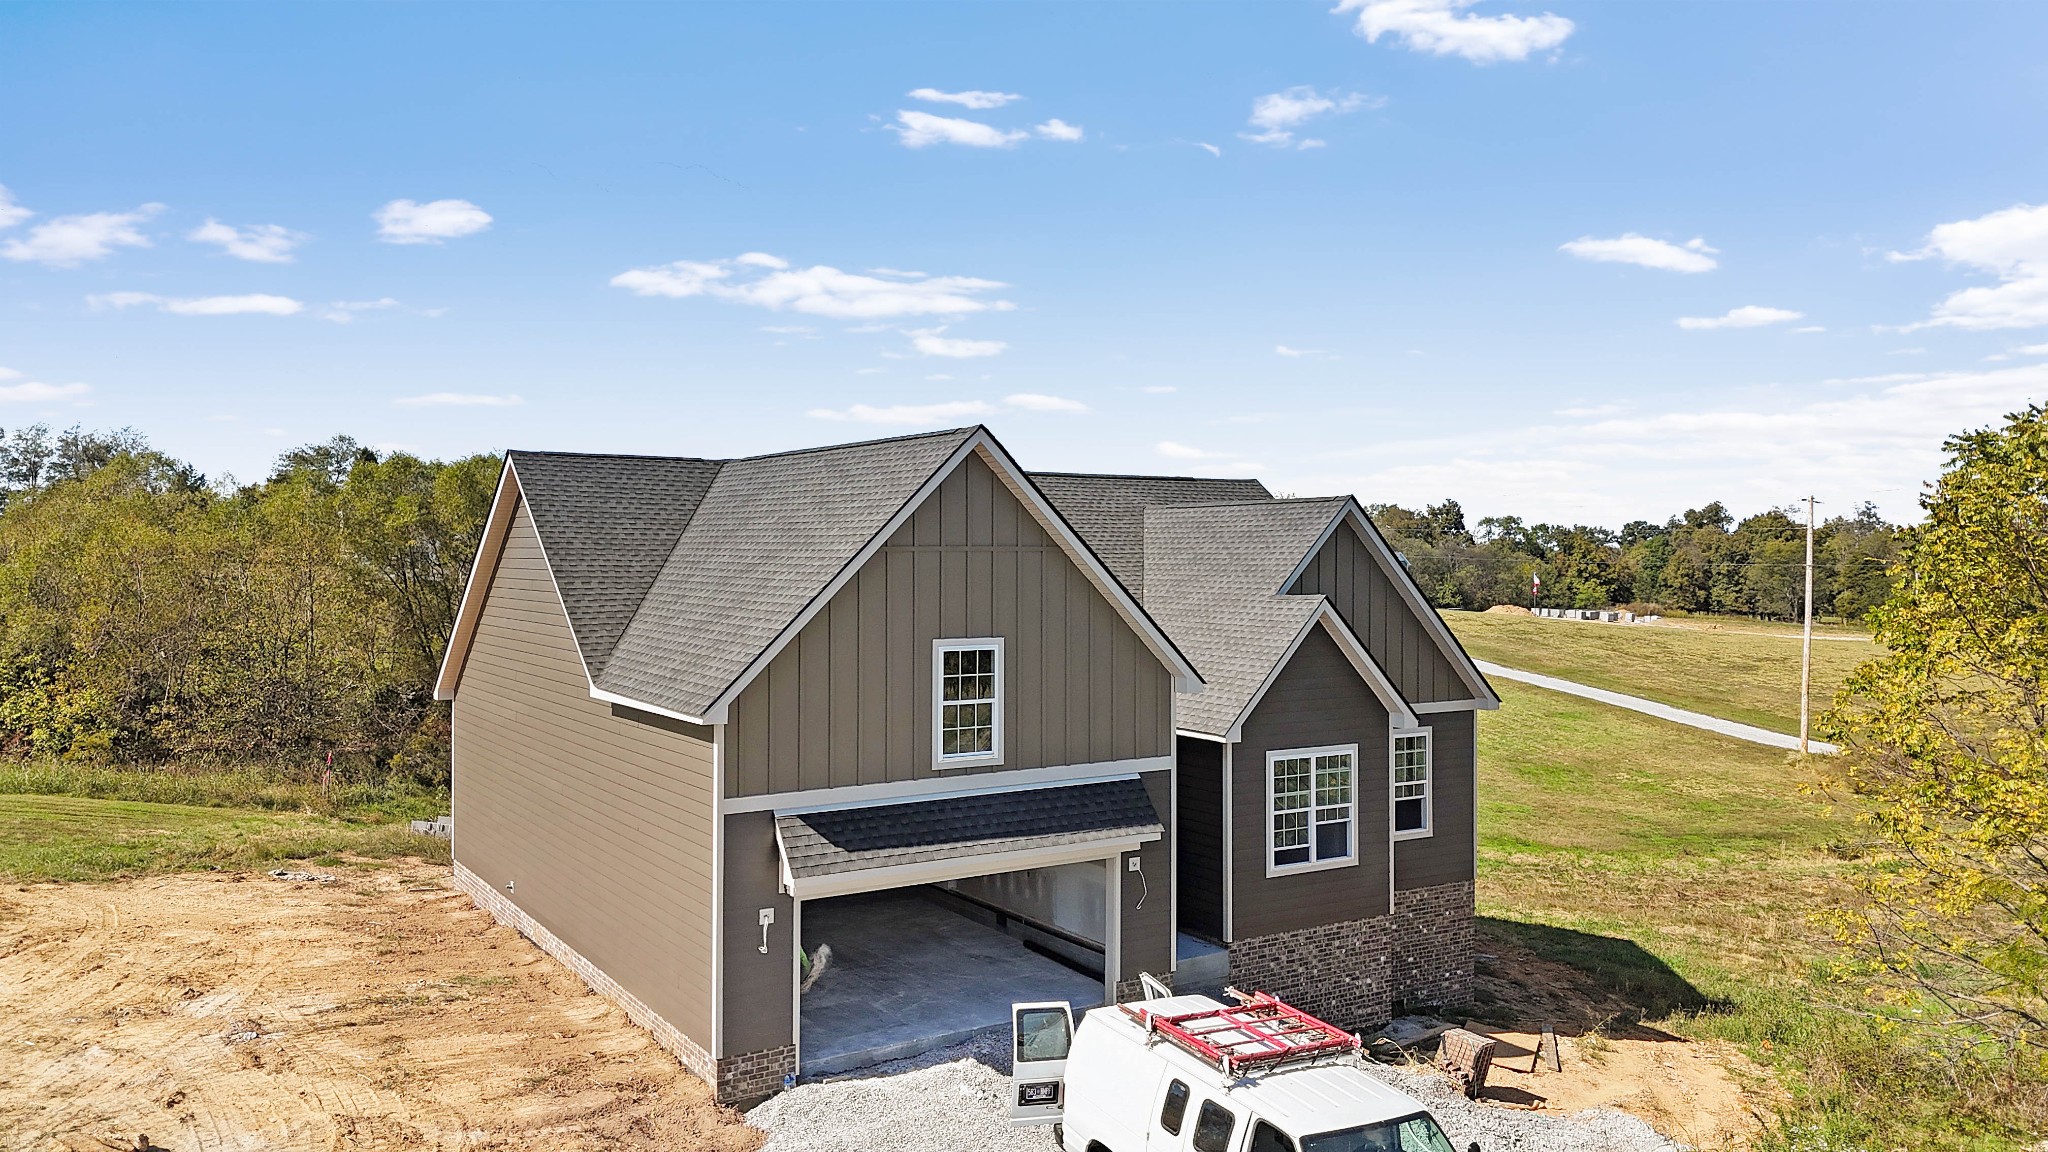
[1028,473,1272,592]
[775,777,1162,879]
[1142,498,1356,735]
[593,427,979,717]
[509,451,721,679]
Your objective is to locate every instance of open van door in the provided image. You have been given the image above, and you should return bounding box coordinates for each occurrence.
[1009,1000,1073,1126]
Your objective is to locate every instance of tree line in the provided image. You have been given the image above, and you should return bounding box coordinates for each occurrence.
[1369,497,1899,619]
[0,424,1904,771]
[0,426,496,777]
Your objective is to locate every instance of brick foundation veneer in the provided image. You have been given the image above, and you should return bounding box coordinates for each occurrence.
[1227,915,1392,1032]
[1390,880,1475,1010]
[453,862,724,1087]
[718,1044,798,1105]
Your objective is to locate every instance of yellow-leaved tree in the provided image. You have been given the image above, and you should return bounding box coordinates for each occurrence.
[1826,405,2047,1057]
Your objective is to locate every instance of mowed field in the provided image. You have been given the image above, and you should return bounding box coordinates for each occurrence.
[1445,610,1882,736]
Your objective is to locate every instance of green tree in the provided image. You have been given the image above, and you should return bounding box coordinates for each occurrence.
[1825,405,2048,1055]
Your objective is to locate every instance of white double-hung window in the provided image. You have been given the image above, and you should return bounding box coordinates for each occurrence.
[1267,744,1357,874]
[933,638,1003,767]
[1392,727,1433,838]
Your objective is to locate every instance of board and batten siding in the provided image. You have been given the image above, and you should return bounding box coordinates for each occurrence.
[451,495,717,1049]
[1289,522,1466,705]
[1230,625,1392,941]
[1393,709,1475,891]
[725,452,1173,797]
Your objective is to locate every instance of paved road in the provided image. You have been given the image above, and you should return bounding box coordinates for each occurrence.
[1476,660,1841,754]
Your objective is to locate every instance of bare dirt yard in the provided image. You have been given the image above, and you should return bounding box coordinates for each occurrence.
[0,858,760,1152]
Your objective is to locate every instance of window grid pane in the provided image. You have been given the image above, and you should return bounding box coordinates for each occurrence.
[1393,734,1429,801]
[939,646,998,758]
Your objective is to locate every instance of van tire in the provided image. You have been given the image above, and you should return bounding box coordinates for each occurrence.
[1084,1142,1109,1152]
[1050,1125,1062,1148]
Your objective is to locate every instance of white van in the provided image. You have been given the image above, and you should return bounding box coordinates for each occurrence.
[1009,991,1474,1152]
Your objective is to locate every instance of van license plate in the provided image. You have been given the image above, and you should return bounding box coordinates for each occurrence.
[1018,1082,1060,1106]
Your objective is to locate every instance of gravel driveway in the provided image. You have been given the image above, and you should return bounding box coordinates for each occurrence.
[748,1027,1684,1152]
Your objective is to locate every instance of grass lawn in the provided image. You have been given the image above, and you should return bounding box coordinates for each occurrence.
[1446,610,1883,736]
[0,793,448,882]
[1475,682,2044,1149]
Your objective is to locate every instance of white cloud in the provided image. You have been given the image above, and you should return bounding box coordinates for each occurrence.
[89,291,304,316]
[2019,342,2048,355]
[890,110,1030,149]
[1156,441,1220,460]
[2,204,161,267]
[908,326,1007,358]
[1792,325,1826,334]
[0,366,18,380]
[1275,344,1330,358]
[0,185,31,230]
[908,88,1023,110]
[188,219,303,263]
[393,392,525,407]
[926,374,955,382]
[1292,362,2048,525]
[808,393,1086,424]
[1034,119,1085,142]
[0,380,90,403]
[1195,143,1222,158]
[322,298,401,323]
[1894,202,2048,331]
[1676,305,1804,330]
[613,253,1014,320]
[1003,393,1086,413]
[736,251,789,268]
[374,198,492,244]
[1560,234,1718,274]
[1241,86,1379,149]
[1335,0,1575,64]
[1555,403,1623,417]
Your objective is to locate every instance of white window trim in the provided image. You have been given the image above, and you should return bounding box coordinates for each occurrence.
[1264,743,1360,878]
[932,637,1004,770]
[1391,725,1434,842]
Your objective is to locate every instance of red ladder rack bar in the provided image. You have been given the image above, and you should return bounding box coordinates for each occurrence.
[1120,990,1359,1077]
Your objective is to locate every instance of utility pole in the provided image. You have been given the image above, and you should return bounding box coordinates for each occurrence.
[1800,496,1818,755]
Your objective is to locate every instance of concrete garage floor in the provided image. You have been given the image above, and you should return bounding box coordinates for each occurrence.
[800,888,1105,1077]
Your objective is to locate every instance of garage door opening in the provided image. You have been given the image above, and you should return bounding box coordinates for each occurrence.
[797,863,1111,1077]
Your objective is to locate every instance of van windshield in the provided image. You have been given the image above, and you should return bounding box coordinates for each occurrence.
[1299,1113,1457,1152]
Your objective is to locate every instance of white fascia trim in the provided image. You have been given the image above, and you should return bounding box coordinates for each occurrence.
[784,835,1158,901]
[723,755,1171,815]
[980,436,1206,693]
[588,685,718,727]
[1276,502,1501,709]
[433,459,520,700]
[1412,697,1499,714]
[1220,603,1417,742]
[1175,728,1229,743]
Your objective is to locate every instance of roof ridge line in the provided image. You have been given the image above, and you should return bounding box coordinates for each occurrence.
[730,425,980,465]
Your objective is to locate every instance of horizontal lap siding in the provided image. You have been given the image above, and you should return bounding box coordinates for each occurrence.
[1394,710,1475,890]
[1176,736,1226,941]
[726,453,1173,797]
[1231,626,1391,940]
[1291,523,1464,705]
[452,497,716,1046]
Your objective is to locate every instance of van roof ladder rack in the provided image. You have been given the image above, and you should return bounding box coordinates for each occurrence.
[1120,987,1360,1077]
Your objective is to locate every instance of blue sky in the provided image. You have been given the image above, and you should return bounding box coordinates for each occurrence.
[4,1,2047,525]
